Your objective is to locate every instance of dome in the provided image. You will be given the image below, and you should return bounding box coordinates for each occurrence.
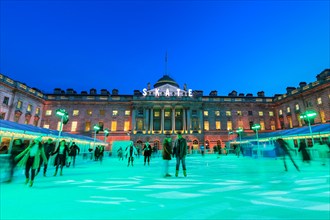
[153,75,179,88]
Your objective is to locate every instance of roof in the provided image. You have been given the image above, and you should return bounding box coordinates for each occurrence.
[153,75,179,88]
[0,120,104,143]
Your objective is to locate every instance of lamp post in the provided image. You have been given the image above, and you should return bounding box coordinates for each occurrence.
[55,108,69,145]
[104,128,109,144]
[252,124,261,158]
[93,124,101,148]
[299,110,317,144]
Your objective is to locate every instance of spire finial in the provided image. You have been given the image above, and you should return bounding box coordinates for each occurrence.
[164,51,168,76]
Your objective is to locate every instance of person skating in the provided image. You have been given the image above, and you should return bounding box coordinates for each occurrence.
[7,139,26,182]
[125,143,137,167]
[275,138,300,172]
[142,142,152,166]
[37,138,55,176]
[173,132,188,177]
[162,133,173,177]
[52,140,69,176]
[117,147,124,161]
[298,140,311,164]
[15,137,48,187]
[68,141,80,167]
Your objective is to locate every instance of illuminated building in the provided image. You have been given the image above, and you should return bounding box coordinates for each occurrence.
[0,69,329,151]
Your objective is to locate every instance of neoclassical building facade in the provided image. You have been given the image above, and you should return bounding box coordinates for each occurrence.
[1,69,329,150]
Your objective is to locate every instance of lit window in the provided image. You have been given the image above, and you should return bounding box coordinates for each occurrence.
[85,121,91,131]
[269,111,274,116]
[216,121,221,130]
[87,110,92,116]
[137,119,143,130]
[43,124,50,129]
[17,101,22,109]
[287,107,291,113]
[24,119,29,124]
[204,121,209,131]
[100,110,105,116]
[154,111,160,117]
[215,111,220,116]
[57,122,61,131]
[111,121,117,131]
[226,111,231,116]
[204,111,209,116]
[35,107,40,115]
[27,104,32,112]
[45,110,52,116]
[317,97,322,105]
[124,121,130,131]
[295,104,300,111]
[125,110,131,116]
[73,110,79,116]
[227,121,232,130]
[175,110,181,117]
[112,110,118,116]
[71,121,77,132]
[259,111,263,116]
[237,111,242,116]
[279,110,283,115]
[260,121,265,130]
[165,111,171,117]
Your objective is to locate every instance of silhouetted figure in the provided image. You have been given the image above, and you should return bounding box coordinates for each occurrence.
[37,138,55,176]
[142,142,152,166]
[275,138,300,172]
[68,142,80,167]
[163,134,173,177]
[117,147,124,160]
[7,139,25,182]
[126,143,137,167]
[173,132,187,177]
[52,140,69,176]
[298,140,311,164]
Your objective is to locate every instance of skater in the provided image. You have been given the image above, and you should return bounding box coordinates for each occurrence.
[200,145,205,157]
[275,138,300,172]
[7,139,26,182]
[68,141,80,167]
[52,140,69,176]
[142,142,152,166]
[125,143,137,167]
[173,131,188,177]
[117,147,124,160]
[298,140,311,164]
[15,137,48,187]
[162,133,173,177]
[37,138,55,176]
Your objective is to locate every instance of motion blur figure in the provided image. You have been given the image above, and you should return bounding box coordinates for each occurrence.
[275,138,300,172]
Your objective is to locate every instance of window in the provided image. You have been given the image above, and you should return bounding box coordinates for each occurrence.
[295,104,300,111]
[17,101,22,109]
[216,121,221,130]
[248,111,253,116]
[87,110,92,116]
[286,107,291,113]
[0,112,5,119]
[73,110,79,116]
[137,119,143,130]
[3,97,9,105]
[237,111,242,116]
[165,110,171,117]
[100,110,105,116]
[204,121,209,131]
[260,121,265,130]
[258,111,263,116]
[215,111,220,117]
[45,110,52,116]
[269,111,274,116]
[227,121,232,130]
[27,104,32,112]
[85,121,91,131]
[57,122,61,131]
[175,110,181,117]
[317,97,322,105]
[112,110,118,116]
[279,110,283,115]
[124,121,130,131]
[204,111,209,117]
[154,111,160,117]
[125,110,131,116]
[43,124,50,129]
[226,111,231,116]
[111,121,117,131]
[71,121,77,132]
[35,108,40,115]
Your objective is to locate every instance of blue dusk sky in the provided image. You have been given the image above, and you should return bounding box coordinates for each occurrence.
[0,0,329,96]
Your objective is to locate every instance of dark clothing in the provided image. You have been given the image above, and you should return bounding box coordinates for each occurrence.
[162,141,172,160]
[25,156,36,181]
[52,145,69,173]
[298,141,311,162]
[173,138,187,158]
[276,139,300,171]
[69,144,80,156]
[43,142,55,156]
[143,144,152,165]
[8,143,25,180]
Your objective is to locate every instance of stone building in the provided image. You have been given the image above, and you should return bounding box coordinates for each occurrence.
[0,69,329,151]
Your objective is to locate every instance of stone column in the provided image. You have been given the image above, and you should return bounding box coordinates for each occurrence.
[183,108,186,133]
[161,107,165,134]
[172,107,175,134]
[187,108,191,133]
[150,108,153,133]
[132,108,136,131]
[145,107,149,133]
[199,109,204,131]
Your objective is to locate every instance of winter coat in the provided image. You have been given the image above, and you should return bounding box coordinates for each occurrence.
[15,143,48,170]
[10,143,26,159]
[298,142,311,161]
[173,138,187,158]
[125,145,138,157]
[52,145,69,166]
[143,144,152,157]
[69,144,80,156]
[162,140,172,160]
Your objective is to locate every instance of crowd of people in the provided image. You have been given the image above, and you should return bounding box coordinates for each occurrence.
[2,134,330,186]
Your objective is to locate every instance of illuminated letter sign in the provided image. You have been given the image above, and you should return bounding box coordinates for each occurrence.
[142,88,147,96]
[165,89,170,96]
[188,89,193,97]
[155,89,160,96]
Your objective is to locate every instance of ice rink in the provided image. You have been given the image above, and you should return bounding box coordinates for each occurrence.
[1,154,329,220]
